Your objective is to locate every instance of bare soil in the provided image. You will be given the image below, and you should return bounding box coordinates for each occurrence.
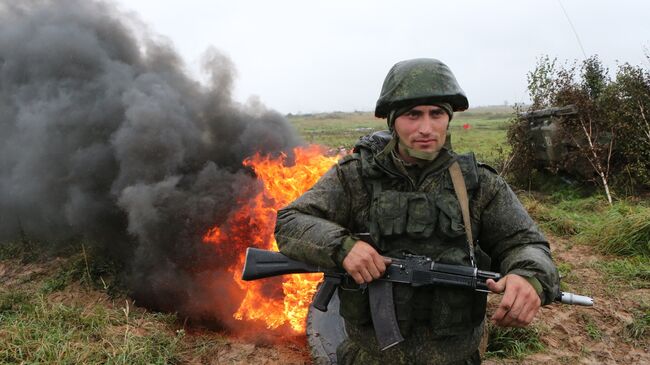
[484,237,649,365]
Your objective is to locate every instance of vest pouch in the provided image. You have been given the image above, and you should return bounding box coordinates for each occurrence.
[406,192,437,239]
[338,284,372,326]
[393,283,415,336]
[475,245,492,271]
[428,287,486,336]
[435,192,466,239]
[372,190,408,236]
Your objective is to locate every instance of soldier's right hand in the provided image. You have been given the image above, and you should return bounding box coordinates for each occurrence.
[342,240,391,284]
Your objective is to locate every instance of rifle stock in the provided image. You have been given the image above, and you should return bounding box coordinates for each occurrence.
[241,247,322,280]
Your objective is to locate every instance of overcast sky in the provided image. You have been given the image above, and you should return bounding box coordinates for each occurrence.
[113,0,649,114]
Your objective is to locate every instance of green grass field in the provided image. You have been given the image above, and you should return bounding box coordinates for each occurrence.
[289,108,512,166]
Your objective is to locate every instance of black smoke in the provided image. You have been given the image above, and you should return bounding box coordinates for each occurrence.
[0,0,300,322]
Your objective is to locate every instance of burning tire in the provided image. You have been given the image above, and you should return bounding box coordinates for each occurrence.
[306,291,346,365]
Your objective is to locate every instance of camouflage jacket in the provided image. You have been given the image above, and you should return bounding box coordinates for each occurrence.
[276,131,559,332]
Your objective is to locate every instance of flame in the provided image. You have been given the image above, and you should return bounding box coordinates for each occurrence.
[203,145,339,332]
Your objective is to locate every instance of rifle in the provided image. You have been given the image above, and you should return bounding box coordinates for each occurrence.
[241,247,593,350]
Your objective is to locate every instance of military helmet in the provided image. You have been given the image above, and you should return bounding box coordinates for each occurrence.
[375,58,469,118]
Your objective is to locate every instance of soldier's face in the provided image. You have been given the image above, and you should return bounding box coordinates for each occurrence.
[394,105,449,161]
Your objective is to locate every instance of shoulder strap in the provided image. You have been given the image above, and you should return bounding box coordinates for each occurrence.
[449,161,476,267]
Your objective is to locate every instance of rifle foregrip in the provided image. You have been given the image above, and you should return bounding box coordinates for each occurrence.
[312,275,341,312]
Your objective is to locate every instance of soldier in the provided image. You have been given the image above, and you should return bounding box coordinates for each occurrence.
[275,58,560,364]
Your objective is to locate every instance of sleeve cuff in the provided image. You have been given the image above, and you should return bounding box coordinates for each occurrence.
[333,236,358,268]
[506,269,546,303]
[523,276,544,297]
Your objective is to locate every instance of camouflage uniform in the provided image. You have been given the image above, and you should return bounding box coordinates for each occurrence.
[275,59,560,365]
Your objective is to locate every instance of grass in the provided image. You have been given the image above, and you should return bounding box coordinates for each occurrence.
[289,112,383,149]
[593,256,650,290]
[555,262,577,292]
[520,188,650,258]
[0,237,42,262]
[0,240,182,364]
[288,110,511,165]
[41,253,93,294]
[556,262,573,278]
[624,306,650,343]
[485,325,545,359]
[581,313,603,341]
[520,191,600,237]
[0,245,228,365]
[521,189,650,296]
[0,286,185,364]
[578,204,650,257]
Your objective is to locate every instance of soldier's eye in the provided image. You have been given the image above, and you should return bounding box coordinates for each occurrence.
[405,111,420,118]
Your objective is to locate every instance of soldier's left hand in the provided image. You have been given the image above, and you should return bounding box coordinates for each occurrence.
[486,274,541,327]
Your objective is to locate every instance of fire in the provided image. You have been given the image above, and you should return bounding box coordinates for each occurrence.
[203,145,339,332]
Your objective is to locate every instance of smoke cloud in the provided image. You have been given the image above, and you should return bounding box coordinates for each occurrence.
[0,0,300,324]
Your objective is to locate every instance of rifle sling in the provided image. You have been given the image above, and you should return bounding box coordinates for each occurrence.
[449,161,476,267]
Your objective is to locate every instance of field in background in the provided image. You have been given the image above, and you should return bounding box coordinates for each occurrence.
[289,106,513,163]
[1,107,648,364]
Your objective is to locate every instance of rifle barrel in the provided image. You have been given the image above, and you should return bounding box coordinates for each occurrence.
[557,291,594,306]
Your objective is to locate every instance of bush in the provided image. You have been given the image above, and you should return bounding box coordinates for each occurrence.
[507,55,650,198]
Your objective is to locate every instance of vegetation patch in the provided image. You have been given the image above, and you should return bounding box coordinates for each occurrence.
[593,257,650,290]
[507,55,650,199]
[0,289,184,364]
[520,190,601,237]
[289,110,513,166]
[0,239,41,263]
[485,325,545,359]
[520,189,650,259]
[578,204,650,257]
[0,291,31,313]
[580,313,603,341]
[623,306,650,345]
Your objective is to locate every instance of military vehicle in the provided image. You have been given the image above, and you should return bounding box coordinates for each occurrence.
[517,104,603,179]
[519,104,578,166]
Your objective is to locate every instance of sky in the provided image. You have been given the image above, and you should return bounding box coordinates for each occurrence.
[112,0,650,114]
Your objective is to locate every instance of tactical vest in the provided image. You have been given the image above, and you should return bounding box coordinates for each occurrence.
[338,152,490,337]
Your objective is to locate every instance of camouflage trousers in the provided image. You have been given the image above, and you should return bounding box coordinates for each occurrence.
[336,320,484,365]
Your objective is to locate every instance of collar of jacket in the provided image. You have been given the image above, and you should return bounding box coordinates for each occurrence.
[354,130,457,184]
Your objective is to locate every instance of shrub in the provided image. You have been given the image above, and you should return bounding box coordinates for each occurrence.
[507,55,650,199]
